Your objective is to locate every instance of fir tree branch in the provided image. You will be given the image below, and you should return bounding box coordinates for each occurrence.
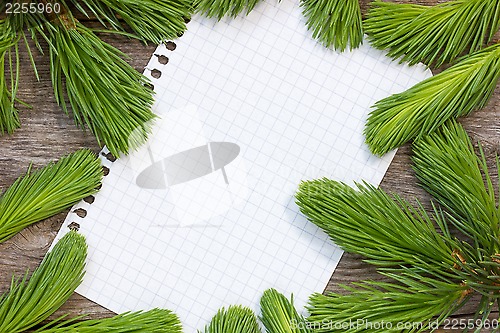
[0,149,103,243]
[364,0,500,67]
[36,309,182,332]
[455,253,500,296]
[295,179,456,272]
[412,120,500,254]
[301,0,362,51]
[1,11,46,134]
[307,276,468,333]
[364,43,500,156]
[68,0,192,44]
[44,20,156,156]
[0,231,87,333]
[260,289,311,333]
[195,0,261,20]
[201,306,261,333]
[0,20,22,134]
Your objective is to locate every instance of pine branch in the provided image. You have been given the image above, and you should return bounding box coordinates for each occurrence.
[296,179,456,272]
[0,149,103,243]
[364,0,500,67]
[201,306,261,333]
[260,289,311,333]
[364,43,500,156]
[307,276,468,333]
[45,20,156,156]
[298,123,500,330]
[0,231,87,333]
[412,120,500,254]
[301,0,362,51]
[68,0,192,44]
[1,12,45,134]
[455,251,500,296]
[36,309,182,332]
[0,20,22,134]
[195,0,261,20]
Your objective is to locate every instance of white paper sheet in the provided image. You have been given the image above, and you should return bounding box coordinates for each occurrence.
[51,0,431,330]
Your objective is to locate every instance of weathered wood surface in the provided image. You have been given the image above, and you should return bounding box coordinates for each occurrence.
[0,0,499,331]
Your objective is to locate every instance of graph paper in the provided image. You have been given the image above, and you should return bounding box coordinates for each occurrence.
[51,0,431,330]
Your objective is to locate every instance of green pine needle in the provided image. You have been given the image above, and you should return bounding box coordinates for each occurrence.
[298,121,500,329]
[195,0,261,20]
[260,288,311,333]
[0,21,21,134]
[0,230,87,333]
[364,0,500,67]
[68,0,192,44]
[307,276,467,333]
[364,43,500,156]
[0,149,103,243]
[36,309,182,332]
[296,179,456,271]
[412,120,500,255]
[201,306,261,333]
[301,0,362,51]
[0,48,21,135]
[47,21,156,156]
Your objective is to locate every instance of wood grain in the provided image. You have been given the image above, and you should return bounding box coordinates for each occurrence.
[1,0,499,331]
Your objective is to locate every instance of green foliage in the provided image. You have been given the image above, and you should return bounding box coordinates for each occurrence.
[0,20,21,134]
[0,231,87,333]
[364,43,500,156]
[301,0,362,51]
[1,0,192,155]
[297,121,500,330]
[68,0,192,44]
[364,0,500,67]
[308,277,467,333]
[413,121,500,254]
[260,289,311,333]
[194,0,261,20]
[36,309,182,332]
[296,179,455,271]
[46,21,156,156]
[410,122,500,301]
[0,149,103,243]
[201,305,261,333]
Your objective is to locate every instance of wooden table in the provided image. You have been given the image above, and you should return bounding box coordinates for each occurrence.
[1,0,499,330]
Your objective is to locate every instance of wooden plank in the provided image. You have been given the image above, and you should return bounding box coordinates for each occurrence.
[0,0,499,330]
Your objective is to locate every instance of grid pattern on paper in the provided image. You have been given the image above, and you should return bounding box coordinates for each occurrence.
[51,0,432,331]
